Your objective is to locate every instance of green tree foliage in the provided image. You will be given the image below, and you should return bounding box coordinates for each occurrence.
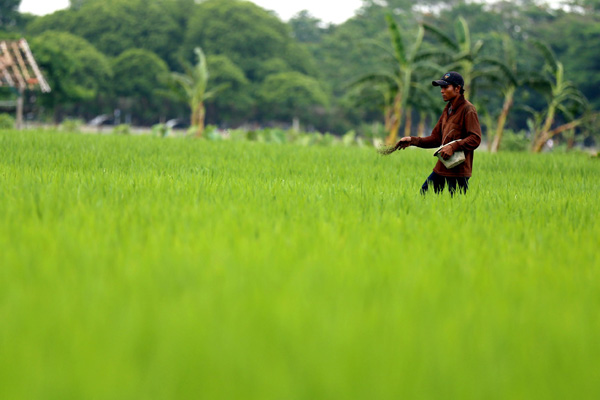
[289,10,327,43]
[25,9,75,36]
[0,0,21,30]
[259,71,328,126]
[533,12,600,109]
[4,0,596,141]
[111,49,170,125]
[183,0,314,81]
[352,15,440,144]
[27,0,183,69]
[112,49,169,99]
[311,6,396,95]
[253,58,292,82]
[30,31,112,120]
[69,0,88,10]
[205,55,251,125]
[566,0,600,12]
[423,17,484,99]
[478,33,521,152]
[303,5,400,132]
[436,1,507,36]
[529,41,589,152]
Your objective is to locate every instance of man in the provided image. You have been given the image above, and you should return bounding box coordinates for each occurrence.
[396,71,481,195]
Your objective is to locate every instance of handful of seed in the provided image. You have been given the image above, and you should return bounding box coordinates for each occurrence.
[377,144,398,156]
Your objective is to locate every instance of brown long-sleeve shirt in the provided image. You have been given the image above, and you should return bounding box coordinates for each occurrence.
[412,95,482,177]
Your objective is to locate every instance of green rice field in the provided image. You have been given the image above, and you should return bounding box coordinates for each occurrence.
[1,130,599,399]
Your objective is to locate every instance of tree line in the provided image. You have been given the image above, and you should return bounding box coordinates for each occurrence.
[1,0,598,150]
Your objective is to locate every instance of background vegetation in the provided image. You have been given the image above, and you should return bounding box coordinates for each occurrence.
[1,0,599,148]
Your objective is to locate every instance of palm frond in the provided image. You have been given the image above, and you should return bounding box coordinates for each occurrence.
[556,104,576,121]
[558,91,588,109]
[443,61,462,71]
[472,39,484,57]
[413,60,446,75]
[180,61,194,80]
[520,104,540,116]
[170,72,192,86]
[358,38,395,60]
[453,51,473,63]
[471,68,503,83]
[408,25,425,61]
[414,48,455,64]
[478,57,518,86]
[454,17,470,50]
[346,72,397,90]
[204,83,230,101]
[347,84,391,108]
[530,40,558,73]
[381,55,403,70]
[194,47,208,79]
[522,73,552,92]
[170,72,194,97]
[423,23,459,52]
[501,33,516,69]
[414,49,442,62]
[164,74,191,104]
[410,82,438,109]
[385,14,406,65]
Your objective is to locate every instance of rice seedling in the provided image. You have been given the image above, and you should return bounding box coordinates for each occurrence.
[1,130,598,399]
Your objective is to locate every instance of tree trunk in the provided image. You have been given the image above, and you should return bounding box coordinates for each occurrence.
[53,104,62,125]
[532,105,556,152]
[533,119,585,152]
[384,106,392,134]
[548,119,584,138]
[491,131,501,152]
[16,88,24,130]
[195,103,205,138]
[566,130,575,150]
[403,107,412,137]
[481,109,495,152]
[385,92,403,145]
[462,64,473,100]
[491,89,515,153]
[417,111,426,137]
[190,103,198,135]
[532,131,548,153]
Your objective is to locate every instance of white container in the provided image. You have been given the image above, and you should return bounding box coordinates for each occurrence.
[433,140,465,169]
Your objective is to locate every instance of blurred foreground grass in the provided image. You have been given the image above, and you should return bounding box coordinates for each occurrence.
[1,130,599,399]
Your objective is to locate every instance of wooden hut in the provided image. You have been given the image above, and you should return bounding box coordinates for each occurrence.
[0,38,51,129]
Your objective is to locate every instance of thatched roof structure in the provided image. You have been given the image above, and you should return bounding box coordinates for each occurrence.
[0,38,50,93]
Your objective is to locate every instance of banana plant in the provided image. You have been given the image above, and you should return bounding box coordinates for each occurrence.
[478,33,520,152]
[168,47,227,138]
[352,15,442,145]
[423,17,484,99]
[529,41,588,152]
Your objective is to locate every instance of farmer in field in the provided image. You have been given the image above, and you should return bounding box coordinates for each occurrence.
[395,71,481,195]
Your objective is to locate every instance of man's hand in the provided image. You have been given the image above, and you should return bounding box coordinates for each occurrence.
[395,137,412,150]
[439,145,454,160]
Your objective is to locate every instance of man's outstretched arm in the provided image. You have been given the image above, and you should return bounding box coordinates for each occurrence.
[395,116,443,150]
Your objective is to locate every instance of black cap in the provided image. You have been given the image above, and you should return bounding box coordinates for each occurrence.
[432,71,464,88]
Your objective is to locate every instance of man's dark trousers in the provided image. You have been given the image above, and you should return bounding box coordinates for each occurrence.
[421,172,469,195]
